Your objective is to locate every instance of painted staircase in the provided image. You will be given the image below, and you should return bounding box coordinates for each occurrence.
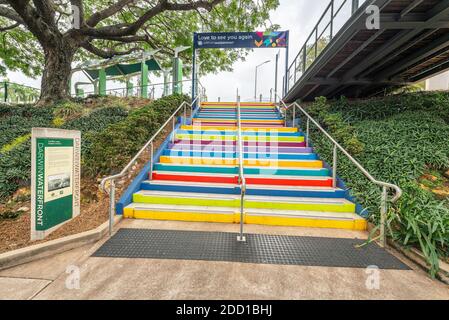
[123,101,366,230]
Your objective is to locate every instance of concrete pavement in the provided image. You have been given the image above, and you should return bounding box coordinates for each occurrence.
[0,219,448,300]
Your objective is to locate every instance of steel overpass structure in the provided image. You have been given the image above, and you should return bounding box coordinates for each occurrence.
[284,0,449,102]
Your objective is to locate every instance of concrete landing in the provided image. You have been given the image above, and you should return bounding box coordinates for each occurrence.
[0,219,448,300]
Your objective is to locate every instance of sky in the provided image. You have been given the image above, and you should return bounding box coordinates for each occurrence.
[4,0,330,101]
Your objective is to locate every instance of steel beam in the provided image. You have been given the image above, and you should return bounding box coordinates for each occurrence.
[411,59,449,81]
[327,30,384,78]
[399,0,425,19]
[359,29,437,78]
[376,32,449,79]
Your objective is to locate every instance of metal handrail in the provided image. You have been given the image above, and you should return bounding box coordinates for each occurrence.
[276,94,402,247]
[100,95,200,235]
[77,79,206,98]
[286,0,367,92]
[236,91,246,242]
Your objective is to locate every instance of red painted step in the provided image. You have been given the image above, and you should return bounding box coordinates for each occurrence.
[151,172,332,187]
[192,122,284,127]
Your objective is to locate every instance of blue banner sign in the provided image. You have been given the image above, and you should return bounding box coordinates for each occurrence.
[194,31,289,49]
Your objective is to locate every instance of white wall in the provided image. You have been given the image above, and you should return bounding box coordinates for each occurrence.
[425,70,449,91]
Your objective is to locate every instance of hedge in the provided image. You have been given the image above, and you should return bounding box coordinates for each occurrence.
[0,94,188,202]
[304,92,449,275]
[83,94,189,177]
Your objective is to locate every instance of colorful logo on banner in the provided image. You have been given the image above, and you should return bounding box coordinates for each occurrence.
[254,31,288,48]
[194,31,288,49]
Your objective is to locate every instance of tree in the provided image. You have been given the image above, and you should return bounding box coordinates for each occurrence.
[0,0,279,105]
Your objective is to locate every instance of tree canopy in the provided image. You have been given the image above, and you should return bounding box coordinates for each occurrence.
[0,0,280,104]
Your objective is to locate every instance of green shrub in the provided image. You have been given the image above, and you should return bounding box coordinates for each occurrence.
[53,100,84,120]
[0,95,187,201]
[1,133,31,154]
[0,210,21,220]
[0,104,54,149]
[305,92,449,275]
[305,96,365,155]
[0,138,31,200]
[83,94,189,177]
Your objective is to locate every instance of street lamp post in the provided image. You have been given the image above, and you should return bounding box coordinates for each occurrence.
[254,60,270,101]
[274,51,280,102]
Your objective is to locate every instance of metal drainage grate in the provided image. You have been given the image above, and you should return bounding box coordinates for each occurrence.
[92,228,410,270]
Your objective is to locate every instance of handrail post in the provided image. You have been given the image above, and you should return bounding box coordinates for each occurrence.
[380,186,387,247]
[352,0,360,14]
[294,60,297,82]
[172,116,176,143]
[183,104,187,125]
[302,46,307,73]
[330,0,334,39]
[332,144,337,188]
[149,141,154,180]
[306,118,310,147]
[108,180,115,236]
[236,94,246,242]
[284,105,288,127]
[292,106,296,128]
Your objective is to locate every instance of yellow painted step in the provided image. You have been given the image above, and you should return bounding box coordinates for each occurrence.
[123,204,366,231]
[245,214,367,230]
[159,156,323,168]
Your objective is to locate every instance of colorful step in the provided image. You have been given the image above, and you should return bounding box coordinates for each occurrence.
[122,101,365,231]
[140,180,346,198]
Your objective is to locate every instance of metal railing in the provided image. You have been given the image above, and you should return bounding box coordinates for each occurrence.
[100,95,200,235]
[236,90,246,242]
[75,79,207,101]
[286,0,368,92]
[1,81,40,104]
[277,95,402,247]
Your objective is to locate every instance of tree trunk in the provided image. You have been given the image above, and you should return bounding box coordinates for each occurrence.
[38,43,76,106]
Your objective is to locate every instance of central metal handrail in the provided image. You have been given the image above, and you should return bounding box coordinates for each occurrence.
[276,94,402,247]
[100,95,200,235]
[236,91,246,242]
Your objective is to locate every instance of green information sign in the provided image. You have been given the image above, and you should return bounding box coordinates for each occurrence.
[31,128,81,240]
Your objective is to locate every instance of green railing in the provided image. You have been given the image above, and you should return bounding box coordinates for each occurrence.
[0,81,40,104]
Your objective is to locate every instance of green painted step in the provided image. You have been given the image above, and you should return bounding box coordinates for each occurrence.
[132,191,355,213]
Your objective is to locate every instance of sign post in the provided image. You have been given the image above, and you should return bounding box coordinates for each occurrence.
[31,128,81,241]
[192,31,289,101]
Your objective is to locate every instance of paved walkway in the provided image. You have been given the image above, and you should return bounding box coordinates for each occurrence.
[0,220,448,300]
